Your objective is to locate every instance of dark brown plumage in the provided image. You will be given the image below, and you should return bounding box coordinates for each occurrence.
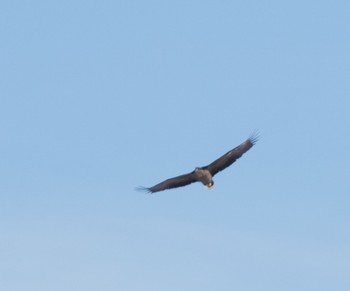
[137,133,258,193]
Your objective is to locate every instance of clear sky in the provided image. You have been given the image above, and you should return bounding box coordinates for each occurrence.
[1,0,349,290]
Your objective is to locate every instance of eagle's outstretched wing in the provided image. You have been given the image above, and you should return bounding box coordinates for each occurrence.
[137,171,198,193]
[202,133,259,177]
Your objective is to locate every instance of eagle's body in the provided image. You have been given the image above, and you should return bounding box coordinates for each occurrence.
[138,133,258,193]
[194,167,214,188]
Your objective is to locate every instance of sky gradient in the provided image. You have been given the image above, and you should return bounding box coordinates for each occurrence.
[1,1,350,290]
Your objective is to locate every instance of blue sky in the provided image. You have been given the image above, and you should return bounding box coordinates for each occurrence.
[1,0,350,290]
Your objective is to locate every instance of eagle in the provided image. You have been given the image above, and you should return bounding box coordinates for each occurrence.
[137,133,258,193]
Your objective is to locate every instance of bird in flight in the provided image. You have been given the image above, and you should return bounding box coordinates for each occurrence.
[137,133,259,193]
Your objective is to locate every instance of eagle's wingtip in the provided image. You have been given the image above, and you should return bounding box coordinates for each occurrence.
[135,186,153,194]
[249,131,260,145]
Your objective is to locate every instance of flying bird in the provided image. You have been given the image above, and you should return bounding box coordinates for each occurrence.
[137,133,258,193]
